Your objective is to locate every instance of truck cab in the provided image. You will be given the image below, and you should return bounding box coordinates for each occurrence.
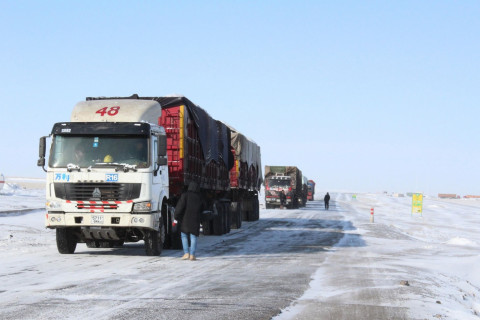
[265,175,291,209]
[38,99,170,255]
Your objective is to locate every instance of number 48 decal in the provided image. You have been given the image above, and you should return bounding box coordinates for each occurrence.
[96,106,120,116]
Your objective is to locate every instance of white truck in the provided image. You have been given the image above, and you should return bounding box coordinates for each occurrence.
[38,94,252,256]
[38,98,171,255]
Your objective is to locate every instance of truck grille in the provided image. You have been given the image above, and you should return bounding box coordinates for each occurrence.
[54,183,141,201]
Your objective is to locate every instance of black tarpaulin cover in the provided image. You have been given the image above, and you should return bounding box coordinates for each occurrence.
[155,96,232,169]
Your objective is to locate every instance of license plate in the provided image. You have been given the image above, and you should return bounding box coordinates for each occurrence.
[91,215,104,224]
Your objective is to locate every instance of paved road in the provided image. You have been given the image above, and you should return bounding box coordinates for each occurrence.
[1,200,352,320]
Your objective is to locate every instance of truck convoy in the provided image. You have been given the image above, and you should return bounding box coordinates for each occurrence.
[264,166,305,209]
[37,94,262,255]
[307,180,316,201]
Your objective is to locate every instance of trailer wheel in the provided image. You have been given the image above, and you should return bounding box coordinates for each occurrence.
[253,197,260,221]
[56,228,77,254]
[213,203,225,235]
[169,227,182,250]
[113,240,124,247]
[246,198,258,222]
[236,202,243,228]
[241,199,249,221]
[230,202,242,229]
[230,202,238,229]
[202,220,213,235]
[224,202,231,234]
[144,217,165,256]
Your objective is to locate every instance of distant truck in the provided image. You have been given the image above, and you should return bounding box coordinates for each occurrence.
[307,180,315,201]
[264,166,303,209]
[38,94,261,255]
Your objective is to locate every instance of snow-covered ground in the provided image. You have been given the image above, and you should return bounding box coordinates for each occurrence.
[1,179,480,319]
[275,193,480,319]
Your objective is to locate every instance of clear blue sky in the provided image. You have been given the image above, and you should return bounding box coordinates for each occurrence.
[1,1,479,195]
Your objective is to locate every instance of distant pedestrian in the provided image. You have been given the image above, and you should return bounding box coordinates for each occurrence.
[324,192,330,210]
[174,181,205,261]
[279,190,286,207]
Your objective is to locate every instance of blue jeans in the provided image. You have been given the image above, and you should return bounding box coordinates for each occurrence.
[181,232,197,256]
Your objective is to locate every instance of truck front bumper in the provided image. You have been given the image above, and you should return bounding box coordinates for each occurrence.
[45,212,160,230]
[266,198,291,205]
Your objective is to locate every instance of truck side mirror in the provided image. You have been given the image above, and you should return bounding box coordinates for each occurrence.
[154,134,168,176]
[157,134,167,157]
[37,136,47,172]
[157,157,168,166]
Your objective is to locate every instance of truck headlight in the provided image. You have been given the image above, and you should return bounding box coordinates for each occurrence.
[133,202,152,213]
[46,201,61,209]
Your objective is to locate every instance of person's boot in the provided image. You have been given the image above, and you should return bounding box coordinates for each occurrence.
[189,255,196,261]
[181,253,190,260]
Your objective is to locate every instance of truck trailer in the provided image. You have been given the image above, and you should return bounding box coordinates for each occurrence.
[38,94,261,255]
[264,166,303,209]
[227,125,262,227]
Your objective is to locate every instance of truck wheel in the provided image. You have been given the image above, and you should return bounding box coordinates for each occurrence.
[202,220,213,235]
[230,202,239,229]
[144,218,165,256]
[236,202,242,229]
[170,228,182,250]
[213,203,225,235]
[246,198,256,221]
[113,240,124,247]
[224,202,231,234]
[253,197,260,221]
[241,199,249,221]
[230,202,242,229]
[56,228,77,254]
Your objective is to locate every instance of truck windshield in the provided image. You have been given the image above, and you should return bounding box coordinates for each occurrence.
[49,135,149,168]
[268,178,291,188]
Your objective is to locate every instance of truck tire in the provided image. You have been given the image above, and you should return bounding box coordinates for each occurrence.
[202,220,213,235]
[169,228,182,250]
[230,202,238,229]
[246,198,257,222]
[213,203,225,235]
[224,202,231,234]
[113,240,124,247]
[236,202,242,229]
[241,199,249,221]
[144,218,165,256]
[253,197,260,221]
[230,202,242,229]
[56,228,77,254]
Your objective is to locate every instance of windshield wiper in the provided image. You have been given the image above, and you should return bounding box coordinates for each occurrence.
[92,162,138,172]
[66,163,81,172]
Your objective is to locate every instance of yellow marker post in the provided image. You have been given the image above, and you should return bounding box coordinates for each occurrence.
[412,193,423,216]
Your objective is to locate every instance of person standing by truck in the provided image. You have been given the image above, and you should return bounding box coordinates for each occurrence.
[324,192,330,210]
[174,181,205,261]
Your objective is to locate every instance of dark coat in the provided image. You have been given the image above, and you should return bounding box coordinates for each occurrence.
[324,193,330,203]
[174,182,205,237]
